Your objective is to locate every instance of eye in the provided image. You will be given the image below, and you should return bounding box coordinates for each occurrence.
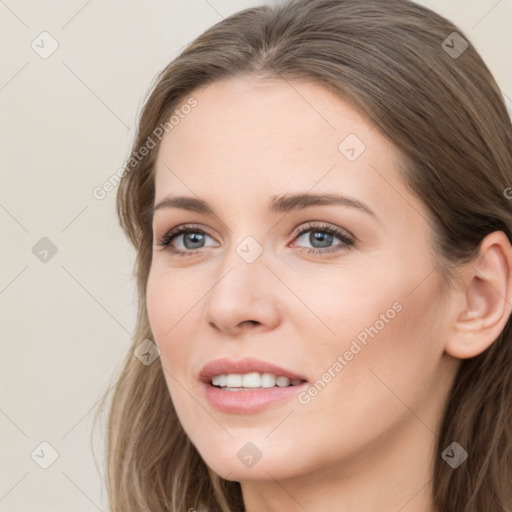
[155,224,217,256]
[155,221,354,257]
[290,222,354,255]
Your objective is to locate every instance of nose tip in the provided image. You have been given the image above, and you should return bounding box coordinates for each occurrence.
[205,261,280,335]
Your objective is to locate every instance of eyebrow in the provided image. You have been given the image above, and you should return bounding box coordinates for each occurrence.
[151,192,377,219]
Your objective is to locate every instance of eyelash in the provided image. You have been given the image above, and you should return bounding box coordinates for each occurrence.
[155,222,354,257]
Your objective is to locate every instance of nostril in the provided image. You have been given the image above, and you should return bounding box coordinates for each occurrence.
[241,320,260,327]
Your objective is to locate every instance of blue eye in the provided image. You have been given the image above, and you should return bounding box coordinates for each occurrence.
[292,222,354,254]
[156,224,217,256]
[155,222,354,257]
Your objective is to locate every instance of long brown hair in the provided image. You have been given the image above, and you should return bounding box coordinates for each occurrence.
[97,0,512,510]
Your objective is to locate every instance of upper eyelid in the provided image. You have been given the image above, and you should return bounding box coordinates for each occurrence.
[157,221,354,245]
[158,221,348,235]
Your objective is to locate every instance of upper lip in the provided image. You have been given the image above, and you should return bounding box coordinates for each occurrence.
[199,357,308,384]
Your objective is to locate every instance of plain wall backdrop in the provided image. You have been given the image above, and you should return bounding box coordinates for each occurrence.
[1,0,511,510]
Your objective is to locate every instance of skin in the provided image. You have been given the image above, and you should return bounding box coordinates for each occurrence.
[146,76,512,512]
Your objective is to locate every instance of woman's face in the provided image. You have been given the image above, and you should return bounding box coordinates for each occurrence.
[147,77,459,482]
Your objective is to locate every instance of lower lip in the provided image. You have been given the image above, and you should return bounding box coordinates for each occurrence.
[202,381,308,414]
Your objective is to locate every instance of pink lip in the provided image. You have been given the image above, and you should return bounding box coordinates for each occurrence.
[199,357,309,414]
[199,357,308,384]
[202,381,309,414]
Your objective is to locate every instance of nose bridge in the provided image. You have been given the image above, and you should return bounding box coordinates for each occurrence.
[210,233,267,303]
[204,232,279,332]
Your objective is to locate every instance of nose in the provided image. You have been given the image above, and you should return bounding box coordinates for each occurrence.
[204,244,281,336]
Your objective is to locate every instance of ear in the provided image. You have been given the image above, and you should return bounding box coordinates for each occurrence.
[445,231,512,359]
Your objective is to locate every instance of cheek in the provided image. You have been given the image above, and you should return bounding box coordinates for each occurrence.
[146,268,200,419]
[146,270,172,340]
[299,249,445,388]
[287,262,399,347]
[309,268,446,432]
[146,262,201,330]
[146,267,195,368]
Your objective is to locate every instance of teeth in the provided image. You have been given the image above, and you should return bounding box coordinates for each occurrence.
[226,374,242,387]
[211,372,304,388]
[276,376,290,387]
[243,372,263,388]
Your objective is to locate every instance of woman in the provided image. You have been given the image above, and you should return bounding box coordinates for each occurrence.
[101,0,512,510]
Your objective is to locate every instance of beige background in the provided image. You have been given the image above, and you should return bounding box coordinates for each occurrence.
[1,0,511,510]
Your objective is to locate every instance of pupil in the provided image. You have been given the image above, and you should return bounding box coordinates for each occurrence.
[184,233,204,249]
[310,231,332,248]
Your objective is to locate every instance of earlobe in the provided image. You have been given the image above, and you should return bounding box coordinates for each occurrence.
[445,231,512,359]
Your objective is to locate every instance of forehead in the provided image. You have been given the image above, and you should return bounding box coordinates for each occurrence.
[152,77,423,224]
[157,77,375,167]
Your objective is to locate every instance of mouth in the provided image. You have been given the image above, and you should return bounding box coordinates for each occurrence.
[199,356,309,388]
[203,377,308,414]
[210,372,306,391]
[199,357,309,413]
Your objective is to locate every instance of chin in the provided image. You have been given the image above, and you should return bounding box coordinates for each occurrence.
[193,439,309,482]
